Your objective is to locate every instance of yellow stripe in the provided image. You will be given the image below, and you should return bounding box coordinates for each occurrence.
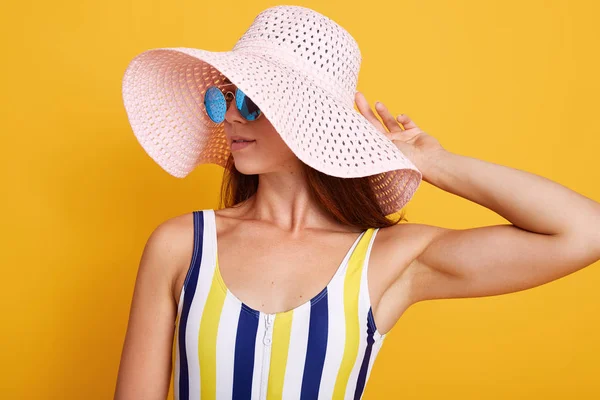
[332,228,375,399]
[198,258,227,400]
[267,310,294,399]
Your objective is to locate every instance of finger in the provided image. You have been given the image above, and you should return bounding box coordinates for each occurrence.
[355,92,386,132]
[396,114,419,130]
[355,92,386,133]
[375,102,403,132]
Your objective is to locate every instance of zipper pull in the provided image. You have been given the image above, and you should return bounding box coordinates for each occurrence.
[263,314,273,345]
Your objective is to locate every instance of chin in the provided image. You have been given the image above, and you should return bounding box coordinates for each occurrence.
[232,161,266,175]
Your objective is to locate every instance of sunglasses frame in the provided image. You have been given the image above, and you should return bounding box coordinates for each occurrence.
[203,82,263,123]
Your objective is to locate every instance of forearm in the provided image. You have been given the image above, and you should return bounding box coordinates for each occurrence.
[422,150,600,238]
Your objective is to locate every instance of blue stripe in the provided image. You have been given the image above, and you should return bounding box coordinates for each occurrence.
[300,287,329,399]
[353,307,376,400]
[177,210,205,400]
[232,304,260,399]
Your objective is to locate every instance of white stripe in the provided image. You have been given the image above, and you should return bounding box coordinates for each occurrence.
[364,230,386,389]
[344,232,373,400]
[359,229,380,314]
[282,303,311,398]
[251,312,266,400]
[184,209,218,398]
[215,294,241,398]
[365,337,385,385]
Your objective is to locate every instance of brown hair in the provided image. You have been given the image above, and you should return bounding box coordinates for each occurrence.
[218,154,409,230]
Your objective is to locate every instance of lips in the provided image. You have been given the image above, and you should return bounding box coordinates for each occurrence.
[230,140,256,151]
[229,135,255,143]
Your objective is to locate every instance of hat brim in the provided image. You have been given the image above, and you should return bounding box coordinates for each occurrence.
[122,47,422,214]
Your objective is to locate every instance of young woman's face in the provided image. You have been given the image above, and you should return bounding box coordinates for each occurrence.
[222,83,301,175]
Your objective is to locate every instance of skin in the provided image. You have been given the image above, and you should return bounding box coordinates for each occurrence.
[114,86,600,399]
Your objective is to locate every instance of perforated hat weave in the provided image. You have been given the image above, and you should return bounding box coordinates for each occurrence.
[121,5,422,215]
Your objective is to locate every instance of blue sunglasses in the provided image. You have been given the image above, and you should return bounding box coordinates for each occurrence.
[203,83,263,124]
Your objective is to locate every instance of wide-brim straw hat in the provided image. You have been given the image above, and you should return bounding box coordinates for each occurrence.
[121,5,422,215]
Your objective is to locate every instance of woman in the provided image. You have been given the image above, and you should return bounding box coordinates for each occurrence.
[115,5,600,400]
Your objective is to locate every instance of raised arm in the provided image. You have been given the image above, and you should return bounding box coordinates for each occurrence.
[353,92,600,305]
[402,150,600,303]
[114,215,191,400]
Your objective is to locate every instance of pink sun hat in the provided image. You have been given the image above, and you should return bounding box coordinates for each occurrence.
[121,5,422,215]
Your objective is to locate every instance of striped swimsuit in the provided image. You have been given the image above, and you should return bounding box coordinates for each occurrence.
[172,209,387,399]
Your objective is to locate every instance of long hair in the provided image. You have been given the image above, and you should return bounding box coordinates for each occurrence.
[218,154,409,229]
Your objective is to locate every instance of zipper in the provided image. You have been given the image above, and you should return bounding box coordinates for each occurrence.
[259,313,274,399]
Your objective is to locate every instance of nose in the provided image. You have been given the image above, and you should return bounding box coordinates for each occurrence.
[224,89,246,124]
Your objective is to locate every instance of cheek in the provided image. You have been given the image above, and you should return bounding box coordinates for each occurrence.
[259,122,296,158]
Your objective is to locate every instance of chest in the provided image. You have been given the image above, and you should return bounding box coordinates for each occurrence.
[215,235,360,314]
[172,213,416,336]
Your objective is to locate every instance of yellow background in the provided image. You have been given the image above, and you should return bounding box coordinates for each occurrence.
[1,0,599,398]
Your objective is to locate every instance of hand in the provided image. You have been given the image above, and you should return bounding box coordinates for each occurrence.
[355,91,445,174]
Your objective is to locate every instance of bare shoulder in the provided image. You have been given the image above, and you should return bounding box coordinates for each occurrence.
[114,211,196,399]
[149,211,195,249]
[150,212,197,304]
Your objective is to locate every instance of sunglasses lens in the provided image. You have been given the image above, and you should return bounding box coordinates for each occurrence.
[235,88,262,121]
[204,86,226,123]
